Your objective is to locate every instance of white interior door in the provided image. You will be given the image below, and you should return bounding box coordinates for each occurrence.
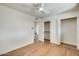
[61,17,77,46]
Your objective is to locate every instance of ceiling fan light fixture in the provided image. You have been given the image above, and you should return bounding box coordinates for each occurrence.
[39,7,43,11]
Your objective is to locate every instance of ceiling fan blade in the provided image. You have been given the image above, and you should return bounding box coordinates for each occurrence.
[40,10,49,14]
[40,3,49,14]
[33,3,49,14]
[41,3,44,8]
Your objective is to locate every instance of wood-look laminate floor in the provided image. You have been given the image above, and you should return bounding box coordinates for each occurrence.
[1,40,79,56]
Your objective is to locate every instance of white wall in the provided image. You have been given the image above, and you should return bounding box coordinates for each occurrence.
[38,20,44,42]
[50,19,59,44]
[40,6,79,49]
[38,19,58,44]
[0,5,34,54]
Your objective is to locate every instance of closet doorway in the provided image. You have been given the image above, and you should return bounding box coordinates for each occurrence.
[61,17,77,47]
[44,21,50,43]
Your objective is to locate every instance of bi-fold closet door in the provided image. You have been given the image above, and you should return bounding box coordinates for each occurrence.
[61,17,77,46]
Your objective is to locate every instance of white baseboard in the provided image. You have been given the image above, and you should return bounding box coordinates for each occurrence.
[39,39,44,43]
[50,40,60,45]
[61,41,76,46]
[0,40,34,55]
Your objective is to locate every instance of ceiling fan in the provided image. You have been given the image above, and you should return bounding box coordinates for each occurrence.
[33,3,49,14]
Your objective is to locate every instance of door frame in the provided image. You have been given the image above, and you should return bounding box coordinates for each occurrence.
[44,21,50,42]
[59,17,77,47]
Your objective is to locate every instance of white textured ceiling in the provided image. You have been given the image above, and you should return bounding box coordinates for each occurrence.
[0,3,77,18]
